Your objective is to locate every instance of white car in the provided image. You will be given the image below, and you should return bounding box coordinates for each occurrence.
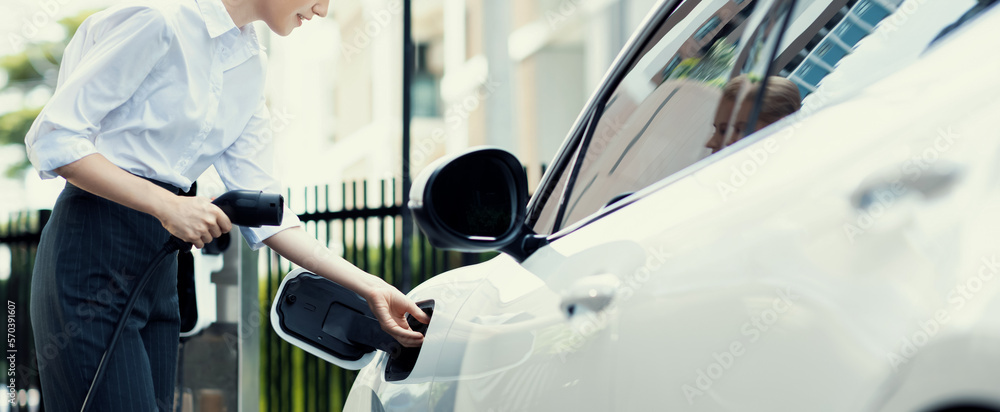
[273,0,1000,410]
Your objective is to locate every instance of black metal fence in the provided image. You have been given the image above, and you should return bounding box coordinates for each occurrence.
[0,177,495,411]
[0,210,48,412]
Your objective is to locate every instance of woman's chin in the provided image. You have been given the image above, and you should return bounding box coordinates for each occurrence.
[266,21,294,37]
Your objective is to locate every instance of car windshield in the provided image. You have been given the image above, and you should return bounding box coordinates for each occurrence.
[533,0,795,233]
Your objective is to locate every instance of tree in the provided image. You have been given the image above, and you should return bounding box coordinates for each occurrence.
[666,39,738,86]
[0,10,97,177]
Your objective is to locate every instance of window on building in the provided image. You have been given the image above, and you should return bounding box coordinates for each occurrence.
[694,16,722,41]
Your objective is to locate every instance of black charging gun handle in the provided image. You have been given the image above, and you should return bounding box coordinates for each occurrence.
[164,189,284,252]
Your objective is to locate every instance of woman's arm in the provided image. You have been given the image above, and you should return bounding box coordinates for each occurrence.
[213,96,428,347]
[262,227,431,347]
[56,153,232,249]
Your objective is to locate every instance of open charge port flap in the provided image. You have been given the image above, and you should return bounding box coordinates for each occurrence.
[321,302,378,350]
[272,270,433,376]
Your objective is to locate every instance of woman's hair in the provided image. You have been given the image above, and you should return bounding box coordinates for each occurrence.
[722,74,801,125]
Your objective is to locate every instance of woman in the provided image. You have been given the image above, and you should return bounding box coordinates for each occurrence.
[24,0,429,409]
[705,74,801,154]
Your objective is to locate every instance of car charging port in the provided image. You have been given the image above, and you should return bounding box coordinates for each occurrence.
[385,300,434,381]
[273,271,433,370]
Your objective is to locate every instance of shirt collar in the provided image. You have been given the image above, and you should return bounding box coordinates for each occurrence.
[196,0,266,56]
[196,0,239,38]
[241,24,266,54]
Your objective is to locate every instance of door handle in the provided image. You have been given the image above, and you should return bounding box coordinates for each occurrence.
[560,274,620,317]
[851,165,961,210]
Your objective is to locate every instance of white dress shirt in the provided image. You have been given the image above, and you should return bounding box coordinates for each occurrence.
[25,0,302,250]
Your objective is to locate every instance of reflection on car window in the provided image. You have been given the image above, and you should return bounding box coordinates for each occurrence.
[531,0,923,235]
[776,0,903,100]
[782,0,974,114]
[533,0,794,234]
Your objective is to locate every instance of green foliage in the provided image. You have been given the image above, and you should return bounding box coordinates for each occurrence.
[58,12,94,36]
[4,157,31,179]
[0,107,39,177]
[0,52,45,84]
[0,9,98,175]
[0,107,41,146]
[667,40,738,85]
[1,10,95,86]
[668,57,701,80]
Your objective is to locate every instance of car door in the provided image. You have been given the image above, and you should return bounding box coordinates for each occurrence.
[429,1,805,410]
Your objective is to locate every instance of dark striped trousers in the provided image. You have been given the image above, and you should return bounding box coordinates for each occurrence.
[30,180,181,411]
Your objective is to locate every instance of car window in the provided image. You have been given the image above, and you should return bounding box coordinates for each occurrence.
[779,0,977,108]
[532,0,796,234]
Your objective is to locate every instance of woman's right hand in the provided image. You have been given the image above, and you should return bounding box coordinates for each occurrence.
[157,196,233,249]
[50,154,233,249]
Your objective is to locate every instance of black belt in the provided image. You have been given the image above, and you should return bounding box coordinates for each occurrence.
[63,174,185,196]
[136,174,185,195]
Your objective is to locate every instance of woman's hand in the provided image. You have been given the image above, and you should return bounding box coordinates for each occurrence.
[365,280,431,347]
[52,153,230,249]
[157,196,232,248]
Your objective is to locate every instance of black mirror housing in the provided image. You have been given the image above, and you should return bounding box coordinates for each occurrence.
[409,147,545,261]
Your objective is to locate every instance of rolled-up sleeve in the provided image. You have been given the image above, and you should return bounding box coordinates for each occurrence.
[25,6,174,178]
[215,95,303,250]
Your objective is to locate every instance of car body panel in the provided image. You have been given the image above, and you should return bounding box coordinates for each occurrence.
[345,1,1000,410]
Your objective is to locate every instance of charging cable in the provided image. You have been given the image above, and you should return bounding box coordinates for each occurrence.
[79,190,283,412]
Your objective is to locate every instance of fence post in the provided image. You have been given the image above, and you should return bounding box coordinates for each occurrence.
[401,0,414,294]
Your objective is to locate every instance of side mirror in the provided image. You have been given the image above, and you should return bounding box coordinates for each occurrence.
[409,147,547,262]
